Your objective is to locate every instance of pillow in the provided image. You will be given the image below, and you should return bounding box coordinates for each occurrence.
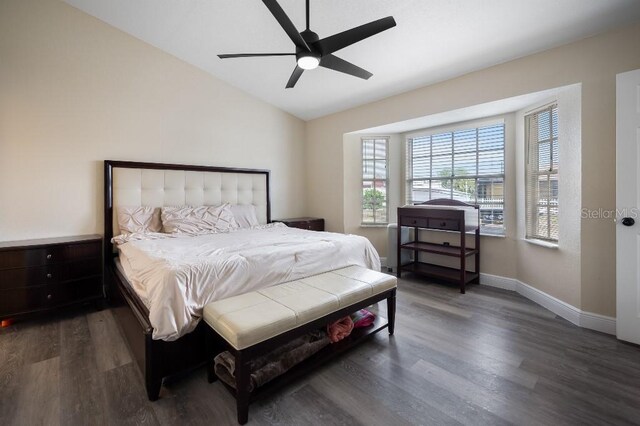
[161,204,239,235]
[229,204,260,228]
[117,206,162,234]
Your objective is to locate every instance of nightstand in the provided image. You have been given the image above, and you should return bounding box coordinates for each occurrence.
[273,217,325,231]
[0,235,103,322]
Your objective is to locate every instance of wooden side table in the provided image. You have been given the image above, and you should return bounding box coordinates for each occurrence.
[273,217,325,231]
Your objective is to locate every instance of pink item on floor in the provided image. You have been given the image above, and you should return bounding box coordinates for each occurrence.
[350,309,376,328]
[326,316,354,343]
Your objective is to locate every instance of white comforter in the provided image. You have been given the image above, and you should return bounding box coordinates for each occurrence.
[116,223,380,341]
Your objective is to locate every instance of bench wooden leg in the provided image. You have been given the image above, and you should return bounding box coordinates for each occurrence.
[235,351,251,425]
[207,362,217,384]
[205,329,218,383]
[146,377,162,401]
[387,289,396,336]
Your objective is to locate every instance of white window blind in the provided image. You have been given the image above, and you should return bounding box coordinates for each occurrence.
[362,137,389,224]
[526,105,559,242]
[406,122,505,235]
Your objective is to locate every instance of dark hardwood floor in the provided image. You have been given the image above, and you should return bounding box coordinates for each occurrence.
[2,275,640,425]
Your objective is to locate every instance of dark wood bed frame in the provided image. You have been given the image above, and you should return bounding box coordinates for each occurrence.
[104,160,271,401]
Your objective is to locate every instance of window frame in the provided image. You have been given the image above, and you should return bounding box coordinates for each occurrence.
[525,103,559,243]
[361,136,390,225]
[404,119,506,236]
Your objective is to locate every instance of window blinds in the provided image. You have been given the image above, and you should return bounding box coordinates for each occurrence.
[362,138,389,224]
[526,105,559,241]
[406,123,505,235]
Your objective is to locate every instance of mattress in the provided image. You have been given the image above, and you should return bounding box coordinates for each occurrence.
[114,256,151,309]
[115,223,380,341]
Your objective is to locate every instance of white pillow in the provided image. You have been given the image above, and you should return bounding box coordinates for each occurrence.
[161,204,239,235]
[229,204,260,228]
[117,206,162,234]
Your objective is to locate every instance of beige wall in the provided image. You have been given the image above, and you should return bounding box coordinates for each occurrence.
[342,133,403,257]
[0,0,306,241]
[306,22,640,317]
[515,86,582,308]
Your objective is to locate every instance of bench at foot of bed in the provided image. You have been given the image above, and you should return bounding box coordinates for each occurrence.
[203,265,397,425]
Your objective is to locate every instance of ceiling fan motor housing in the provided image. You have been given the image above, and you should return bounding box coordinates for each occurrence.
[296,30,321,68]
[300,29,320,45]
[298,30,321,56]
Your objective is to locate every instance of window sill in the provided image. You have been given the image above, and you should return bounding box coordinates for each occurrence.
[481,233,506,239]
[525,239,559,249]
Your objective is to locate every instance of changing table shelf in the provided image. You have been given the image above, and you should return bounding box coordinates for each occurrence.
[397,199,480,293]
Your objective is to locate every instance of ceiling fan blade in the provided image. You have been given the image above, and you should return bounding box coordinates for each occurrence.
[218,53,295,59]
[320,54,372,80]
[286,65,304,89]
[314,16,396,56]
[262,0,310,52]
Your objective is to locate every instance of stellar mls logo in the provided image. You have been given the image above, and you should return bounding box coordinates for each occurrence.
[581,207,639,220]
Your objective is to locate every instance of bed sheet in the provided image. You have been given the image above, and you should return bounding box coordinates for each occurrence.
[116,223,380,341]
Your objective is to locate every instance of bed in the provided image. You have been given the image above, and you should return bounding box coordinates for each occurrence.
[103,160,379,400]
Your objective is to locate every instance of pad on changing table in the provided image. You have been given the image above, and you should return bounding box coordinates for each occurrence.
[401,204,479,229]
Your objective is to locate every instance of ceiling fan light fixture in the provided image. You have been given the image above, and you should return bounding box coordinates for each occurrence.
[297,55,320,70]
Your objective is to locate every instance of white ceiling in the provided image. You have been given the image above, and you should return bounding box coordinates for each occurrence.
[63,0,640,121]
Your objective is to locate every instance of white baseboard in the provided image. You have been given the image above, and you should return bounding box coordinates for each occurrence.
[515,280,582,327]
[481,273,616,335]
[579,311,617,335]
[480,273,517,291]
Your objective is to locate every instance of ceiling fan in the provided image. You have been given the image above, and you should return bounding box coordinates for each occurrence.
[218,0,396,88]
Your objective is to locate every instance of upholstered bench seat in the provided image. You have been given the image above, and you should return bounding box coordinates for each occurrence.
[203,265,397,424]
[203,265,396,350]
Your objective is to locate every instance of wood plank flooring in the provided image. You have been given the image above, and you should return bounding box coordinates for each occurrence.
[2,275,640,425]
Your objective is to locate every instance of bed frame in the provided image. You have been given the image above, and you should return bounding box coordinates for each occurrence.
[103,160,271,400]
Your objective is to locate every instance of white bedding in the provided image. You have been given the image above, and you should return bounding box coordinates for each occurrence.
[116,223,380,341]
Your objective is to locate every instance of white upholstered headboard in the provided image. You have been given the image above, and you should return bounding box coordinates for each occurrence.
[104,160,270,249]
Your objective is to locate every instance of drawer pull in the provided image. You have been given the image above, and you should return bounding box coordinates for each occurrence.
[412,220,417,224]
[47,273,52,279]
[46,254,52,260]
[46,294,52,300]
[440,222,447,227]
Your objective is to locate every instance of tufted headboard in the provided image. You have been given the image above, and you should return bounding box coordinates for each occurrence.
[104,160,270,255]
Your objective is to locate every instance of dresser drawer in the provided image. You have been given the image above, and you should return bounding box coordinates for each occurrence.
[0,247,58,269]
[0,278,102,317]
[426,218,460,231]
[400,216,427,227]
[0,257,102,289]
[0,241,101,269]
